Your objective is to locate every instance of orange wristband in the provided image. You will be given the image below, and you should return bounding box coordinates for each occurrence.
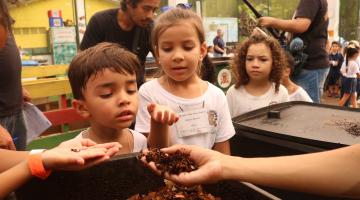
[28,154,52,180]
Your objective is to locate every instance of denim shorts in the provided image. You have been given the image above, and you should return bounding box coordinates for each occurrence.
[0,111,27,150]
[293,67,330,103]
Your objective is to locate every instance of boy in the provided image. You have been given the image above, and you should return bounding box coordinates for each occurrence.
[68,42,178,154]
[282,52,313,102]
[327,41,344,97]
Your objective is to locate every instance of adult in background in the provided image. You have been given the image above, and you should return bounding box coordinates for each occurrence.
[327,41,343,98]
[259,0,329,103]
[80,0,160,87]
[213,29,226,57]
[0,0,31,150]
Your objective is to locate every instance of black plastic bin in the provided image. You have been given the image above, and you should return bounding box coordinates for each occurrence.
[230,101,360,200]
[16,153,280,200]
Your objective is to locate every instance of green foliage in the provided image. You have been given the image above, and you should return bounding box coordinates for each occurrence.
[236,0,299,37]
[339,0,359,41]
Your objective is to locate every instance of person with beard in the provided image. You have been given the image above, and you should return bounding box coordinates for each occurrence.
[80,0,160,87]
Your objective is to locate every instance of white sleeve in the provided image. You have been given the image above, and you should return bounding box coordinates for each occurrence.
[225,86,235,118]
[281,86,290,102]
[131,130,147,152]
[301,90,313,102]
[215,91,235,143]
[355,62,360,74]
[135,86,152,134]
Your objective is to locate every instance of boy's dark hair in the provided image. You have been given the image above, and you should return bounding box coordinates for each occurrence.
[331,41,340,47]
[120,0,141,11]
[68,42,140,100]
[284,51,295,74]
[233,32,285,93]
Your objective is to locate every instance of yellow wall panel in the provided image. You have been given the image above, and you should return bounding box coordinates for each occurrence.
[10,0,74,48]
[9,0,119,49]
[14,32,47,48]
[10,0,74,28]
[85,0,117,23]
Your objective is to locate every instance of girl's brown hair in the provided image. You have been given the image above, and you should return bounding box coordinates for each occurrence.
[232,32,285,92]
[151,8,215,83]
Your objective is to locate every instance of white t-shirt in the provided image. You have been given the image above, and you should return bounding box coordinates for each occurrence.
[289,87,313,102]
[226,83,289,118]
[135,79,235,149]
[340,60,360,78]
[74,128,147,153]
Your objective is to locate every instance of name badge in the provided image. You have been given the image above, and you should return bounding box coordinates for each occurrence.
[175,108,213,138]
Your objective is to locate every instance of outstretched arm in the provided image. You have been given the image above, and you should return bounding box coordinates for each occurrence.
[144,144,360,199]
[258,17,311,34]
[227,144,360,198]
[0,139,121,199]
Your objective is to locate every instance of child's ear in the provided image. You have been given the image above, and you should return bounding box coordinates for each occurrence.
[200,42,207,59]
[73,99,90,119]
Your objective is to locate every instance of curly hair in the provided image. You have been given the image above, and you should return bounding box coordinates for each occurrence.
[232,33,285,93]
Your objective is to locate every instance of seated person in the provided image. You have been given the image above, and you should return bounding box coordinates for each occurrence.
[282,52,313,102]
[67,42,178,155]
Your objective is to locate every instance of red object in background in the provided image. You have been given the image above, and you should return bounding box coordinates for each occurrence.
[48,10,62,18]
[44,108,85,126]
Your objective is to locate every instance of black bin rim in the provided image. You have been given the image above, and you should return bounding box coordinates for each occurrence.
[232,101,360,150]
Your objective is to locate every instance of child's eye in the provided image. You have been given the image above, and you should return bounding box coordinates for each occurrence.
[127,90,137,94]
[161,47,172,52]
[260,58,269,62]
[99,93,112,98]
[184,46,194,51]
[246,57,253,61]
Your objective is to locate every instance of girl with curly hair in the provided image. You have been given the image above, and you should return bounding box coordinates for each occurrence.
[226,32,289,117]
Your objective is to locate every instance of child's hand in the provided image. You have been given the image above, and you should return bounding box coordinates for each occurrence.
[147,103,179,125]
[58,138,121,158]
[41,139,121,171]
[41,146,110,171]
[0,125,16,150]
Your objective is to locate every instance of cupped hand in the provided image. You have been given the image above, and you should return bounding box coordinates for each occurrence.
[147,103,179,125]
[41,146,111,171]
[58,138,121,157]
[141,145,225,186]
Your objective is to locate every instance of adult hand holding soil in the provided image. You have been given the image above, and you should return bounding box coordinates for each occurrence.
[142,144,226,186]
